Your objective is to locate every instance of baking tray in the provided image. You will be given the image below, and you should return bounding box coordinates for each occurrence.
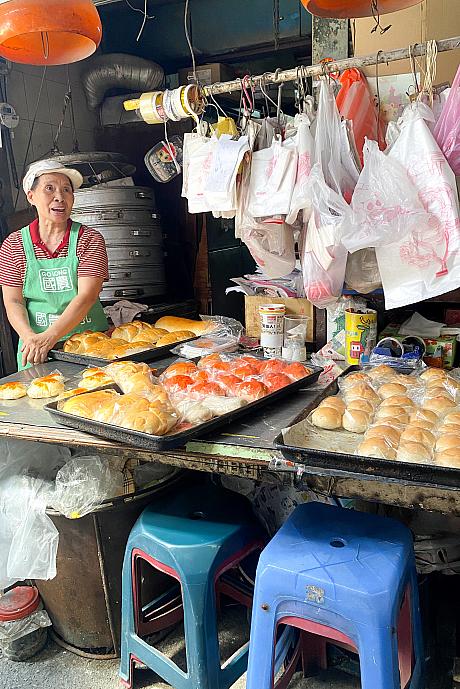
[48,336,198,368]
[274,376,460,489]
[44,366,323,450]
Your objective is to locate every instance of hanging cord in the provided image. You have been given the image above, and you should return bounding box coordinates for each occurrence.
[418,39,438,106]
[375,50,385,135]
[14,66,47,210]
[370,0,391,35]
[163,120,181,173]
[184,0,198,84]
[66,66,80,153]
[273,0,280,51]
[408,43,421,97]
[124,0,155,42]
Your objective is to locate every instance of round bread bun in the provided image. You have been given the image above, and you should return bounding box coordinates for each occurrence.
[424,386,453,400]
[375,406,409,424]
[318,396,346,414]
[357,438,396,460]
[410,409,438,425]
[0,381,27,400]
[410,419,436,432]
[365,425,401,447]
[345,384,380,405]
[397,441,432,463]
[435,447,460,468]
[347,399,375,415]
[378,382,407,399]
[311,407,343,430]
[380,395,414,409]
[420,368,448,382]
[366,364,396,380]
[422,397,456,416]
[435,434,460,453]
[393,374,418,386]
[342,409,370,434]
[342,372,369,386]
[400,427,435,450]
[440,422,460,435]
[443,412,460,426]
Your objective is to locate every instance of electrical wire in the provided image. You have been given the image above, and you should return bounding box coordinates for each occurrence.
[124,0,154,42]
[184,0,197,83]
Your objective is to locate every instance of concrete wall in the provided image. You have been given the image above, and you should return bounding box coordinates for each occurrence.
[6,59,99,210]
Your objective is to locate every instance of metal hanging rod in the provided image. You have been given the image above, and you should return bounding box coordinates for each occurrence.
[204,35,460,96]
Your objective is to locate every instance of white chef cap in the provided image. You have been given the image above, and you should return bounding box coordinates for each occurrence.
[23,159,83,194]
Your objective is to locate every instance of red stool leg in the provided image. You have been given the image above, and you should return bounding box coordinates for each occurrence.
[301,631,328,676]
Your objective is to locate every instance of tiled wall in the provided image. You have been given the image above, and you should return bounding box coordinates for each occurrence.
[7,59,99,210]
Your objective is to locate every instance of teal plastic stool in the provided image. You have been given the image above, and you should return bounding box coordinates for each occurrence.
[119,483,264,689]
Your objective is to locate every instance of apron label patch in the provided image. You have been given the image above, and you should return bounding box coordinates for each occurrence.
[39,267,73,292]
[35,312,92,328]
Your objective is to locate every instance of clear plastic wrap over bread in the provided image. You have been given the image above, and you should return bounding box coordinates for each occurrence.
[111,321,166,343]
[170,315,243,358]
[154,315,218,336]
[59,389,121,418]
[93,393,178,435]
[103,361,164,402]
[27,371,65,399]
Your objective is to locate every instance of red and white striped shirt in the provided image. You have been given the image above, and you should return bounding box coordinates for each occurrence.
[0,218,109,288]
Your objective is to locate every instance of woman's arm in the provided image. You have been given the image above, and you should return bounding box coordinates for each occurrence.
[4,277,104,367]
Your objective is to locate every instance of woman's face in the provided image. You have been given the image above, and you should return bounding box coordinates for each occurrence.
[27,172,74,225]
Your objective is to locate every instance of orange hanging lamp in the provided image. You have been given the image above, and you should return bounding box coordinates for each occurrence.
[0,0,102,65]
[301,0,422,19]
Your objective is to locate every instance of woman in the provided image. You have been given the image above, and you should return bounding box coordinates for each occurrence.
[0,159,109,370]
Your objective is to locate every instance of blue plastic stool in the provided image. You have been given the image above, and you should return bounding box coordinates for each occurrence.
[119,483,264,689]
[246,502,425,689]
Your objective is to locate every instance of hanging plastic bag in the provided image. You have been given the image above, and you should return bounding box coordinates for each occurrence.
[286,113,315,225]
[376,102,460,309]
[300,165,349,308]
[343,139,432,253]
[433,65,460,174]
[203,134,250,215]
[345,248,382,294]
[181,131,216,213]
[336,68,386,164]
[246,134,298,218]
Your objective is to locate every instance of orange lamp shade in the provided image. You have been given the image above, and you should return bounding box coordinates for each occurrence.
[0,0,102,65]
[301,0,422,18]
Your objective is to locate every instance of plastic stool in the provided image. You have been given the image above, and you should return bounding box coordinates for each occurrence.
[246,502,424,689]
[119,483,264,689]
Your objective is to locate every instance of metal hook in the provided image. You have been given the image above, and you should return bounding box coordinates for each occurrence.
[259,73,278,116]
[207,86,228,118]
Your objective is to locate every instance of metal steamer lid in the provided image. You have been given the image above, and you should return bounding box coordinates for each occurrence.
[0,586,41,621]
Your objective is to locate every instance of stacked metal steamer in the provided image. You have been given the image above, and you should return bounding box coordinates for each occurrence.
[72,185,166,302]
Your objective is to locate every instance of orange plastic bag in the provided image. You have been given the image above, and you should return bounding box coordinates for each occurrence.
[336,68,386,164]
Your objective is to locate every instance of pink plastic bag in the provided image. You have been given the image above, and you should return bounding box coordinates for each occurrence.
[433,65,460,174]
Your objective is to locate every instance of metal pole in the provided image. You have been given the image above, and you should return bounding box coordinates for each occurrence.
[204,35,460,96]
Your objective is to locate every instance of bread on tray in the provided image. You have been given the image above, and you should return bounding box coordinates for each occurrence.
[0,381,27,400]
[154,316,214,336]
[27,373,65,399]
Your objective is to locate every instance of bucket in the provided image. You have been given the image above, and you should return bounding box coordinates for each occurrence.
[345,308,377,365]
[259,303,285,358]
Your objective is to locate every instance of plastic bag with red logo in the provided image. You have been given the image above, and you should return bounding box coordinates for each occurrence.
[300,165,349,309]
[376,102,460,309]
[433,64,460,175]
[336,68,386,164]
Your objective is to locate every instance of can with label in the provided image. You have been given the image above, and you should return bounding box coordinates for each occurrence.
[259,303,285,358]
[345,308,377,365]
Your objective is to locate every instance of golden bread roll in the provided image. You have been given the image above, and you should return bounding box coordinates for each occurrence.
[443,412,460,426]
[345,384,380,405]
[155,331,196,347]
[311,407,342,430]
[104,361,151,382]
[131,329,167,345]
[343,409,370,434]
[96,393,177,434]
[378,382,407,399]
[424,386,454,400]
[61,389,120,418]
[79,371,114,390]
[380,395,414,409]
[410,419,436,432]
[375,406,409,424]
[0,381,27,400]
[123,341,152,355]
[358,438,396,460]
[366,425,401,447]
[346,399,374,415]
[440,423,460,435]
[435,434,460,453]
[397,441,432,463]
[366,364,396,380]
[422,397,456,415]
[435,447,460,468]
[400,427,435,450]
[111,323,144,342]
[154,316,214,336]
[318,396,346,414]
[342,372,369,386]
[420,368,447,383]
[410,409,438,425]
[27,375,65,399]
[81,367,103,378]
[58,387,87,399]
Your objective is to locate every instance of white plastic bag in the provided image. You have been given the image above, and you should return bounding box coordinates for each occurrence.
[51,456,123,519]
[343,139,431,253]
[181,132,216,213]
[285,113,315,225]
[345,248,382,293]
[376,103,460,309]
[246,135,298,217]
[300,165,349,308]
[203,134,250,215]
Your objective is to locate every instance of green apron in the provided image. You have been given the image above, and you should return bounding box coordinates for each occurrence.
[18,220,108,370]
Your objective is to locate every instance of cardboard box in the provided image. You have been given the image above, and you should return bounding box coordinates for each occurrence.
[244,296,314,341]
[178,63,235,87]
[354,0,460,84]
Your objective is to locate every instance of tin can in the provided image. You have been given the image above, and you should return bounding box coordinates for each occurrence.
[345,308,377,365]
[259,304,285,358]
